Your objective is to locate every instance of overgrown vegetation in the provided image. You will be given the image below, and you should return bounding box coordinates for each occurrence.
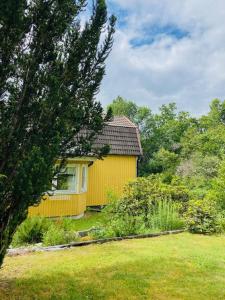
[108,97,225,234]
[11,212,104,247]
[91,177,186,239]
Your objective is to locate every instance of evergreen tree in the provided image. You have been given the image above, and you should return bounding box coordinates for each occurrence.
[0,0,115,266]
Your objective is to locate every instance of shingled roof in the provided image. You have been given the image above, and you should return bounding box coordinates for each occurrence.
[93,116,142,156]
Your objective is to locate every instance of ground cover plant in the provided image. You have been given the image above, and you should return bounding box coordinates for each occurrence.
[1,233,225,299]
[11,212,104,247]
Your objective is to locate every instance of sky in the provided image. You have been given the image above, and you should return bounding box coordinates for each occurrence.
[97,0,225,115]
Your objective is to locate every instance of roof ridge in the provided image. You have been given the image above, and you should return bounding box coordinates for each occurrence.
[106,115,137,128]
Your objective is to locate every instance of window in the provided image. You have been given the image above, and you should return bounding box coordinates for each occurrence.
[81,165,88,192]
[54,166,78,193]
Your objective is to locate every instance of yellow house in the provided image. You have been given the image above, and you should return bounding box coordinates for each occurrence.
[29,116,142,218]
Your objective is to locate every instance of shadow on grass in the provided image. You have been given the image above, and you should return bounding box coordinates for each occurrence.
[0,254,222,300]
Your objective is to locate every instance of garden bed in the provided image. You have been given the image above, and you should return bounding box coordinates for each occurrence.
[8,229,184,256]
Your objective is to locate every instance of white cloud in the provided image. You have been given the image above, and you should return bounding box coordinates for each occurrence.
[98,0,225,114]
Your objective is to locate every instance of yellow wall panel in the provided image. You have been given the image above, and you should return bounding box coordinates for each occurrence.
[29,155,137,217]
[87,155,137,206]
[28,193,87,218]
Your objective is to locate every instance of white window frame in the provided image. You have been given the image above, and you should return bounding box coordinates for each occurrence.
[53,164,80,195]
[81,164,88,193]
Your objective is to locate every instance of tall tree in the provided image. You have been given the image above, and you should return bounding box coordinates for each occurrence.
[0,0,115,266]
[108,97,193,176]
[108,96,150,129]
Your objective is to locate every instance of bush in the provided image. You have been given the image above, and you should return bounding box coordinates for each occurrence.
[107,175,188,221]
[97,179,186,239]
[185,199,219,234]
[148,200,185,232]
[90,215,147,239]
[12,216,79,247]
[42,225,76,246]
[12,217,51,247]
[216,213,225,233]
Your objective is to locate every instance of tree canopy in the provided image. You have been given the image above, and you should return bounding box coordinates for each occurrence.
[108,96,225,231]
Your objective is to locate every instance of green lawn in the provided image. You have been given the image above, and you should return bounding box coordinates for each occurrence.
[1,233,225,299]
[65,211,104,231]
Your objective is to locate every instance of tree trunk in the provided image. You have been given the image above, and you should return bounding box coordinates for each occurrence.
[0,209,26,268]
[0,220,11,267]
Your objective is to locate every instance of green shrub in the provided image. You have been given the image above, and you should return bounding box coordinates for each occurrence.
[148,200,185,232]
[42,225,76,246]
[185,199,219,234]
[121,175,188,217]
[108,214,147,237]
[12,217,51,247]
[104,175,188,224]
[216,213,225,233]
[90,215,147,239]
[54,217,75,231]
[12,216,79,247]
[99,180,186,239]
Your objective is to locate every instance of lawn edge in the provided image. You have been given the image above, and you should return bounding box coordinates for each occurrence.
[7,229,185,257]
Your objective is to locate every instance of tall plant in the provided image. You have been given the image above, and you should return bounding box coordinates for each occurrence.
[0,0,115,266]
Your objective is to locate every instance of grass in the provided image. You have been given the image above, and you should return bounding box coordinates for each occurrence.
[1,233,225,299]
[66,211,104,231]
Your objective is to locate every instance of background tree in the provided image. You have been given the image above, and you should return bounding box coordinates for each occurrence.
[0,0,115,266]
[108,96,151,129]
[108,97,193,176]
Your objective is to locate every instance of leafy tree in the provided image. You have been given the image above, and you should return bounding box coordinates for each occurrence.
[207,159,225,210]
[140,104,194,175]
[108,96,138,120]
[149,148,179,177]
[107,96,151,129]
[108,97,194,176]
[181,100,225,159]
[0,0,115,266]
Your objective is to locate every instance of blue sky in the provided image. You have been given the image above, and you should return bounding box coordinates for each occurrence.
[96,0,225,115]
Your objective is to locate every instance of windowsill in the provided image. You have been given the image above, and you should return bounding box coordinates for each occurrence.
[48,190,78,196]
[46,189,88,197]
[80,190,87,194]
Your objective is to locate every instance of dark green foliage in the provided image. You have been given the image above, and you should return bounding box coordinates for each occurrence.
[0,0,115,266]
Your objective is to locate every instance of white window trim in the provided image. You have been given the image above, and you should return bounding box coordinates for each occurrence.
[81,164,88,193]
[52,164,80,195]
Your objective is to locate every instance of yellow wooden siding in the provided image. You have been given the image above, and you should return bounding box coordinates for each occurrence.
[28,193,87,217]
[28,161,90,218]
[29,156,137,217]
[87,155,137,206]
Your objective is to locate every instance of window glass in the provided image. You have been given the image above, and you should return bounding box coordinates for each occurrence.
[56,167,77,191]
[81,165,87,192]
